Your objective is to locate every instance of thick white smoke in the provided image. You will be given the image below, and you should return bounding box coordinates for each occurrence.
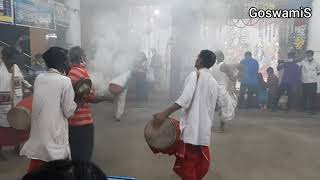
[83,0,237,95]
[87,9,142,95]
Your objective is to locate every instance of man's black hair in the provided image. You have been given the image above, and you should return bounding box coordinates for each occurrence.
[69,46,84,64]
[1,46,19,61]
[42,47,68,70]
[245,51,252,57]
[22,160,107,180]
[266,67,274,74]
[288,52,295,59]
[306,50,314,56]
[199,50,216,68]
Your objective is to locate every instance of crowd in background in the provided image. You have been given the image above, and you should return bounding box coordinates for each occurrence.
[239,50,320,114]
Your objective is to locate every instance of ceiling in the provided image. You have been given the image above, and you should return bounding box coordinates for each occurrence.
[81,0,313,18]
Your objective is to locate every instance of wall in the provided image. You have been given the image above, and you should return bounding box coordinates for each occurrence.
[29,28,47,58]
[307,0,320,59]
[307,0,320,93]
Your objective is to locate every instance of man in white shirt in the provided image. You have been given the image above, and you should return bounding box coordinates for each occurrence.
[20,47,77,172]
[0,47,32,127]
[153,50,235,180]
[300,50,320,114]
[211,50,240,133]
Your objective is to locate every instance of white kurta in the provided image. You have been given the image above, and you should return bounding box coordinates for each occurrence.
[175,68,234,146]
[211,62,228,86]
[299,59,320,84]
[0,63,25,127]
[20,69,77,162]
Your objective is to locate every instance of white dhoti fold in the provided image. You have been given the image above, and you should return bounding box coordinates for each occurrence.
[108,71,131,120]
[112,88,127,120]
[217,85,237,122]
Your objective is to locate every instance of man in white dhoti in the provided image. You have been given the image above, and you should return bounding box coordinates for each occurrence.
[210,50,240,133]
[108,71,131,121]
[153,50,235,180]
[0,47,32,128]
[20,47,77,172]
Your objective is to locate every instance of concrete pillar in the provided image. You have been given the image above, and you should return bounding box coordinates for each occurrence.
[307,0,320,59]
[307,0,320,93]
[66,0,81,47]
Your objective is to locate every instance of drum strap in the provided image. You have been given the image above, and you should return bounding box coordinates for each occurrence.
[186,71,200,113]
[10,66,15,108]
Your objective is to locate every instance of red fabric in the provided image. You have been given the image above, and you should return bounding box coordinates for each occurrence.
[17,96,33,112]
[174,144,210,180]
[0,127,29,146]
[67,64,95,126]
[28,159,46,172]
[146,119,210,179]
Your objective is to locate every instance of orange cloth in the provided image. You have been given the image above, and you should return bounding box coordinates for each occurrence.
[67,64,95,126]
[28,159,46,172]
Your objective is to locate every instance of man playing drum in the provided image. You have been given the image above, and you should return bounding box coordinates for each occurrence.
[20,47,77,172]
[0,47,32,128]
[0,47,32,157]
[68,46,113,161]
[153,50,235,180]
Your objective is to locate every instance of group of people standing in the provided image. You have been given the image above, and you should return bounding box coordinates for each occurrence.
[0,46,114,172]
[239,50,320,114]
[2,44,318,180]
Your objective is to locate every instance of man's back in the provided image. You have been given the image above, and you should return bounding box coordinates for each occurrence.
[21,70,76,161]
[241,57,259,85]
[177,68,218,146]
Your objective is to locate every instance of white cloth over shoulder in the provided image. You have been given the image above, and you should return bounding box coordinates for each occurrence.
[20,69,77,162]
[175,68,235,146]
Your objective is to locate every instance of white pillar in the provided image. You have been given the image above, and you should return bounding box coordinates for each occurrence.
[66,0,81,47]
[307,0,320,93]
[307,0,320,59]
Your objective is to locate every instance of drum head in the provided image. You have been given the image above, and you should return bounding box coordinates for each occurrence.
[144,118,177,151]
[109,83,124,96]
[74,79,92,97]
[7,107,31,130]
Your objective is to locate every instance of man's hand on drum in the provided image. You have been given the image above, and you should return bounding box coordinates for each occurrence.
[153,112,168,128]
[153,103,182,129]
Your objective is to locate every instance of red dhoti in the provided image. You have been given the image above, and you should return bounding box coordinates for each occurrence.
[174,143,210,180]
[28,159,46,172]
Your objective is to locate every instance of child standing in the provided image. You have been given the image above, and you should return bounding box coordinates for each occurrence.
[266,67,279,111]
